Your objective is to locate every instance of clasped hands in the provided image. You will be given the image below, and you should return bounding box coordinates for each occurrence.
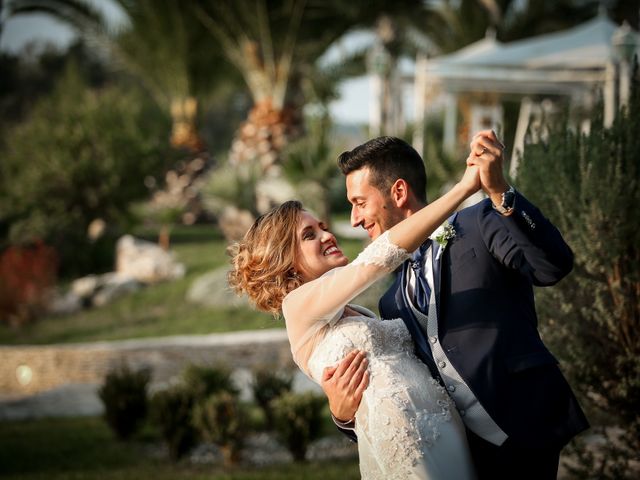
[466,129,510,208]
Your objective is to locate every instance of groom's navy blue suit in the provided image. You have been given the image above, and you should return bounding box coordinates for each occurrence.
[379,192,589,454]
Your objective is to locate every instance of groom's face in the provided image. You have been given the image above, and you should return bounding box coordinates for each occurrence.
[346,167,404,240]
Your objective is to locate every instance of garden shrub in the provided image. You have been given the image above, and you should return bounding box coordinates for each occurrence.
[271,391,325,462]
[150,386,198,461]
[517,68,640,478]
[0,241,57,327]
[192,391,246,466]
[182,364,239,401]
[98,363,151,441]
[0,64,172,277]
[252,368,293,429]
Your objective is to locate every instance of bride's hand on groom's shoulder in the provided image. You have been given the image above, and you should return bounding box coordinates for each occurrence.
[321,350,369,423]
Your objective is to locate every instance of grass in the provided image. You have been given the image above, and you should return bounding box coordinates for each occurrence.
[0,225,365,345]
[0,416,360,479]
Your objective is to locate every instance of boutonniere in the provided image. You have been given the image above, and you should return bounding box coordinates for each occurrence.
[430,221,456,260]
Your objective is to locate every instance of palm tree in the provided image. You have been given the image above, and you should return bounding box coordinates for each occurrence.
[2,0,240,152]
[106,0,247,152]
[109,0,204,151]
[192,0,366,172]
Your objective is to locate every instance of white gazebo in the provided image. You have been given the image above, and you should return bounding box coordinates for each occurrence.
[413,11,639,175]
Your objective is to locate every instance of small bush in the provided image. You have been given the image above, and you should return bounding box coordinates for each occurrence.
[182,364,238,401]
[98,364,151,441]
[252,368,293,429]
[192,391,246,466]
[150,386,197,460]
[0,241,57,327]
[271,391,325,462]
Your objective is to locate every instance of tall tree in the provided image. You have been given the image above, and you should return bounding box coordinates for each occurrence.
[106,0,244,152]
[193,0,359,172]
[2,0,240,152]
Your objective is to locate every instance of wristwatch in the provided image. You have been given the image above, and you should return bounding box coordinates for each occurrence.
[493,185,515,215]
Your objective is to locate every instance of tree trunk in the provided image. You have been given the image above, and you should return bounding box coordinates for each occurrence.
[170,96,204,152]
[228,98,303,173]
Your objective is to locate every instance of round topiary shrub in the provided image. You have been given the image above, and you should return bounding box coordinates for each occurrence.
[192,391,246,466]
[98,363,151,441]
[271,391,325,462]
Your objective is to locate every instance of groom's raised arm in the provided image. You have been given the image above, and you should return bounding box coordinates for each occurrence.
[470,130,573,285]
[321,349,369,442]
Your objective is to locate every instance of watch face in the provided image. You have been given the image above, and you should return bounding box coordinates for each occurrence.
[502,189,515,209]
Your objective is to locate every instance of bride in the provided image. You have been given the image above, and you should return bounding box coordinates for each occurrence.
[229,164,480,479]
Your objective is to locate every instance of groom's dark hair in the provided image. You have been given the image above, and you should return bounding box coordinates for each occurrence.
[337,136,427,203]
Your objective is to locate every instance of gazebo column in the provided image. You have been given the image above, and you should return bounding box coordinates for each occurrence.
[510,97,534,178]
[443,92,458,154]
[412,53,428,157]
[604,61,617,127]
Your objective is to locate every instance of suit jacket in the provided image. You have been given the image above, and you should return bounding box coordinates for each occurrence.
[379,192,589,448]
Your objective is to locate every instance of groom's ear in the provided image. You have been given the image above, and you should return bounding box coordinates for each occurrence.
[390,179,409,208]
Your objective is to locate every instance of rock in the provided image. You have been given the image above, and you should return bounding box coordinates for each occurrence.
[92,273,141,307]
[66,272,143,309]
[48,290,82,316]
[116,235,186,284]
[186,267,250,308]
[71,275,100,299]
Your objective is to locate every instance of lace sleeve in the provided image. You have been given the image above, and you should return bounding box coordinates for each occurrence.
[352,231,411,269]
[283,230,411,373]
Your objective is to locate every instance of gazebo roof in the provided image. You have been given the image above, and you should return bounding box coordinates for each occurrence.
[425,13,640,95]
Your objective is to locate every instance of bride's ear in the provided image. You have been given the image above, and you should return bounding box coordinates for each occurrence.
[390,179,409,208]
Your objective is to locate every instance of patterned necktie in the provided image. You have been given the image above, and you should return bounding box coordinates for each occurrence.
[410,242,431,314]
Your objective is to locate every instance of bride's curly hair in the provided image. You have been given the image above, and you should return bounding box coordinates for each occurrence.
[228,200,304,315]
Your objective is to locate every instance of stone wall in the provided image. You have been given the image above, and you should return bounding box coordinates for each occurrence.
[0,329,295,396]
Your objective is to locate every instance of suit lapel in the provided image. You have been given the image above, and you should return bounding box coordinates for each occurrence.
[433,238,442,321]
[434,212,457,321]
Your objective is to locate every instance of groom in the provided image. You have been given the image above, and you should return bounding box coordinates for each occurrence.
[322,133,589,479]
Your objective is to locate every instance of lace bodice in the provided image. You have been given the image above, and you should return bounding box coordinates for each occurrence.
[282,231,410,374]
[307,310,414,380]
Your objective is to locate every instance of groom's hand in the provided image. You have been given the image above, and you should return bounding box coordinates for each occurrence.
[321,350,369,423]
[468,129,509,207]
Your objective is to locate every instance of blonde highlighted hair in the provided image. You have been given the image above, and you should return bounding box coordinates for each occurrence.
[228,200,304,315]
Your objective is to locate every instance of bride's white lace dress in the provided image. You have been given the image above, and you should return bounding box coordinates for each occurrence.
[282,232,476,479]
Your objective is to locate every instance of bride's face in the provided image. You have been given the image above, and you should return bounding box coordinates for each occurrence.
[295,211,348,282]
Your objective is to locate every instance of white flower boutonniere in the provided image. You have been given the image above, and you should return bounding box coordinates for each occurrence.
[430,221,456,260]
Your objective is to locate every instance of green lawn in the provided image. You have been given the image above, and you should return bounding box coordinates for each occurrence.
[0,225,365,345]
[0,416,360,479]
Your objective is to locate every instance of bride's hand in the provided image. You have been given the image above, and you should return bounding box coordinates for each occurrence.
[458,163,481,196]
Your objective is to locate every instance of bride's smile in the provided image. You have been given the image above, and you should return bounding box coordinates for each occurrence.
[295,211,348,282]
